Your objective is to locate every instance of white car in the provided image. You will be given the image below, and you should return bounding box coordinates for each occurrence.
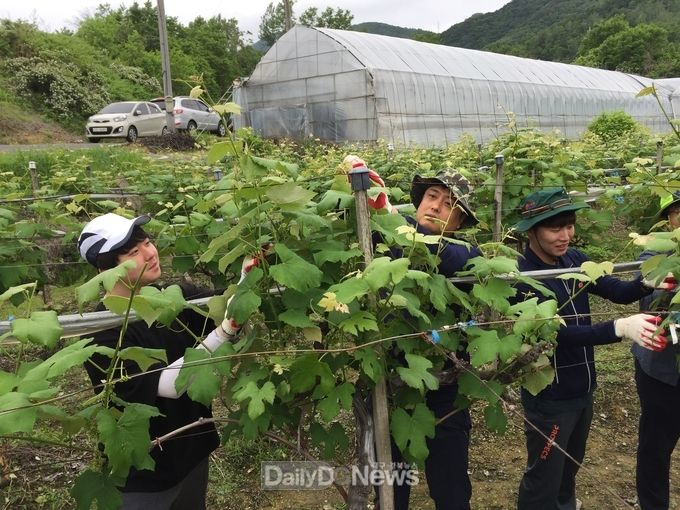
[150,96,226,136]
[86,101,168,143]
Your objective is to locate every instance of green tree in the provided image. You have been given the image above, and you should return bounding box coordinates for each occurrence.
[298,6,353,29]
[578,14,629,54]
[258,1,296,47]
[574,17,676,76]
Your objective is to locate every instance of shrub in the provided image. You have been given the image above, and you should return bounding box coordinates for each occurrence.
[587,110,641,142]
[3,55,110,120]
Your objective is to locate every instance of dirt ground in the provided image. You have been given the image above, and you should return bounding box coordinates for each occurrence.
[8,341,678,509]
[241,341,679,510]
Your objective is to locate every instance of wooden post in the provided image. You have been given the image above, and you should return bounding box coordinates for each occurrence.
[656,140,664,175]
[493,154,504,243]
[349,166,394,510]
[28,161,39,193]
[28,161,52,305]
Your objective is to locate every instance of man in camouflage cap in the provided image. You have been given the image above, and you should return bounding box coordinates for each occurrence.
[346,157,480,510]
[410,170,479,232]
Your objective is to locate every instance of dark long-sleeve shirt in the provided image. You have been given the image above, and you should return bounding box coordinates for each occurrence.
[516,247,651,400]
[634,250,680,386]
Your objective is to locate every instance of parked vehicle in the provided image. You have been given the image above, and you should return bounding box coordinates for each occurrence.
[85,101,167,143]
[150,96,226,136]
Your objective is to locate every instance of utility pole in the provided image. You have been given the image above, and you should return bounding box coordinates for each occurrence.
[283,0,293,31]
[157,0,176,133]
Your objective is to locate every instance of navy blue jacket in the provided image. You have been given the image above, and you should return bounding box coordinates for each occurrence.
[517,247,651,400]
[397,216,481,277]
[634,250,680,386]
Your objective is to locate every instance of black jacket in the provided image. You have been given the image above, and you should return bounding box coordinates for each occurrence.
[516,247,650,400]
[85,283,220,492]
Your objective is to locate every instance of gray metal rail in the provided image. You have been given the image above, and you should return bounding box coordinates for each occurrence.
[0,262,643,341]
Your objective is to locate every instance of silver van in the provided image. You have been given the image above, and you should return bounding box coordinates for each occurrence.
[151,97,226,136]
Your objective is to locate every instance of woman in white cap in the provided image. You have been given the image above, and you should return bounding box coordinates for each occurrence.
[78,213,258,509]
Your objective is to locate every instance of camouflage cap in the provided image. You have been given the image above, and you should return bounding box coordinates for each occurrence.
[410,170,478,228]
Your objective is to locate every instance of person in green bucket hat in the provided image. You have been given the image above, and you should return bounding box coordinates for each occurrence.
[512,187,670,510]
[633,191,680,510]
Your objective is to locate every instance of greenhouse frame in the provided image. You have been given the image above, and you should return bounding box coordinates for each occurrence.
[233,25,679,146]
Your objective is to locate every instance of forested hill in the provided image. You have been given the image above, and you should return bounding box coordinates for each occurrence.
[441,0,680,64]
[351,22,439,43]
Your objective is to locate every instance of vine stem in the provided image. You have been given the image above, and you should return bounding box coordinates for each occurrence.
[151,416,348,502]
[428,339,636,510]
[0,309,632,416]
[101,265,149,407]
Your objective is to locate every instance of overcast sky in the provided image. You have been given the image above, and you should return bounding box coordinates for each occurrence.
[2,1,512,42]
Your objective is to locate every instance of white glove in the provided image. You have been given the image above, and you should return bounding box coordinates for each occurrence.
[614,313,668,351]
[642,273,677,291]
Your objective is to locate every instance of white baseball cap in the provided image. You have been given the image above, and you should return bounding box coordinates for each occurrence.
[78,213,151,267]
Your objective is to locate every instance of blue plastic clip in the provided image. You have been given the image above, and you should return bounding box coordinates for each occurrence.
[457,320,477,331]
[430,330,440,344]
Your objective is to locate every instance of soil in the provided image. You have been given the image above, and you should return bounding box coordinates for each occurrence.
[237,342,680,510]
[9,343,677,509]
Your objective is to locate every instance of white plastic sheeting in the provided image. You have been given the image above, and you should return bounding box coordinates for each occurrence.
[233,25,678,146]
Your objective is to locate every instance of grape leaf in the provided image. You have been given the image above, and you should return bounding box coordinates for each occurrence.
[118,347,168,372]
[278,309,315,328]
[522,355,555,395]
[338,311,379,335]
[175,348,220,406]
[0,392,36,434]
[234,380,276,420]
[329,277,370,304]
[22,338,113,382]
[269,244,323,292]
[310,422,349,459]
[353,347,384,383]
[228,266,263,325]
[484,401,507,433]
[76,261,135,312]
[390,403,435,463]
[363,257,410,291]
[580,261,614,280]
[266,182,316,210]
[466,328,501,367]
[396,354,439,393]
[11,311,63,348]
[458,372,503,404]
[96,404,160,478]
[471,278,516,312]
[289,355,335,394]
[71,469,122,510]
[313,382,354,422]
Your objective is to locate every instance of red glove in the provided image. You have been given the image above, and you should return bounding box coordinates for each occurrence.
[645,316,668,352]
[221,244,273,336]
[343,155,393,212]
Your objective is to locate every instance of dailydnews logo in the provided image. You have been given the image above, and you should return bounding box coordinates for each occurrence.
[261,461,419,490]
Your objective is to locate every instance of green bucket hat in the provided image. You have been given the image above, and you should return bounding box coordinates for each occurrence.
[658,192,680,218]
[515,188,589,232]
[410,170,479,228]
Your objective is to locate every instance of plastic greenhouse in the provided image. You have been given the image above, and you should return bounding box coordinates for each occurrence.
[233,25,679,146]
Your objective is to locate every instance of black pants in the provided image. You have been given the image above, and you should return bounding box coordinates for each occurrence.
[517,394,593,510]
[120,457,209,510]
[391,387,472,510]
[635,361,680,510]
